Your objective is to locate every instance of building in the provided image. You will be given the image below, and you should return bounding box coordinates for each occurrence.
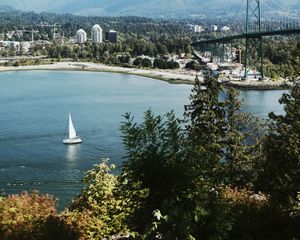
[187,24,205,33]
[108,30,117,43]
[76,29,87,43]
[221,26,230,32]
[91,24,103,43]
[192,25,204,33]
[211,25,218,31]
[0,41,31,53]
[20,41,31,53]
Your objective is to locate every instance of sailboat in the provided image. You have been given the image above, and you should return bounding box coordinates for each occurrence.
[63,113,82,144]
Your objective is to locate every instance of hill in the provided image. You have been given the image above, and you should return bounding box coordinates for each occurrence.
[0,0,298,17]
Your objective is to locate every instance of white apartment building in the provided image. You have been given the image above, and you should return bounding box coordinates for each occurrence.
[211,25,218,31]
[76,29,87,43]
[221,26,231,32]
[91,24,103,43]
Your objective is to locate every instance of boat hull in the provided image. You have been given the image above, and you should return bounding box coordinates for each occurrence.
[63,137,82,144]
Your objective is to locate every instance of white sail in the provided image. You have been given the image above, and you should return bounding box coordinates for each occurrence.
[68,113,77,139]
[63,113,82,144]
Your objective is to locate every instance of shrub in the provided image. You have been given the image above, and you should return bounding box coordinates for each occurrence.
[69,159,132,238]
[43,210,104,240]
[185,60,201,71]
[13,61,20,67]
[141,58,152,67]
[133,57,143,66]
[153,58,179,69]
[0,191,57,240]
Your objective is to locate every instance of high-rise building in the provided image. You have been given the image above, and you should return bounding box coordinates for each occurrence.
[76,29,87,43]
[221,26,230,32]
[211,25,218,32]
[91,24,103,43]
[108,30,117,43]
[187,24,205,33]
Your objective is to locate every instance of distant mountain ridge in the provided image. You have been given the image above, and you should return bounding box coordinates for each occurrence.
[0,0,298,17]
[0,5,16,11]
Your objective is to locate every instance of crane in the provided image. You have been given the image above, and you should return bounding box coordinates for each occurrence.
[20,29,39,42]
[37,24,61,40]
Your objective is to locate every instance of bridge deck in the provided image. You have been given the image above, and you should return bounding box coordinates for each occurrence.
[192,29,300,45]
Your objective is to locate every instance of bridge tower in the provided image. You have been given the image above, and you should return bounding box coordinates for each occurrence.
[244,0,264,79]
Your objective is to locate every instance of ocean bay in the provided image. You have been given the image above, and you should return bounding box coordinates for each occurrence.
[0,70,286,208]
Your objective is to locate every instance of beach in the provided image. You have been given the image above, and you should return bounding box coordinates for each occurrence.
[0,62,198,84]
[0,61,292,89]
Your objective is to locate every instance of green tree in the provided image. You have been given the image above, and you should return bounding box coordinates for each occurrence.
[133,57,143,66]
[69,159,131,238]
[258,82,300,211]
[185,60,201,71]
[120,110,192,236]
[223,87,262,188]
[185,76,226,184]
[141,58,152,67]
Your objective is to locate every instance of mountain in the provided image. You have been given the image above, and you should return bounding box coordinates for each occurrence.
[0,0,298,17]
[0,5,15,11]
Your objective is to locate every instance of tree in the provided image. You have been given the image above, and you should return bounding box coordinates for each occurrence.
[0,192,57,240]
[133,57,143,66]
[69,159,131,238]
[223,87,262,188]
[185,76,226,184]
[153,58,179,69]
[118,55,130,64]
[141,58,152,68]
[120,110,192,236]
[185,60,201,71]
[258,83,300,211]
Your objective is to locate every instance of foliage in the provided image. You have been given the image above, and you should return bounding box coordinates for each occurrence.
[185,60,201,71]
[223,87,262,188]
[120,110,190,234]
[1,62,300,239]
[264,39,300,79]
[118,75,266,239]
[185,76,226,184]
[69,159,131,238]
[133,57,152,68]
[0,191,57,240]
[257,82,300,211]
[153,58,179,69]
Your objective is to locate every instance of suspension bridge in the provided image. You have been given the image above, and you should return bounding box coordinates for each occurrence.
[192,0,300,79]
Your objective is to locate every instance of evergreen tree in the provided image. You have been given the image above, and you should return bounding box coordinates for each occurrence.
[185,75,226,184]
[258,83,300,210]
[223,87,261,188]
[183,76,241,239]
[120,110,190,234]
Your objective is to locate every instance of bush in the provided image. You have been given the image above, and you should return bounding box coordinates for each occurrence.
[133,57,152,68]
[69,159,132,238]
[118,55,130,64]
[0,191,57,240]
[133,57,143,66]
[185,60,201,71]
[141,58,152,67]
[43,210,104,240]
[153,58,179,69]
[13,61,20,67]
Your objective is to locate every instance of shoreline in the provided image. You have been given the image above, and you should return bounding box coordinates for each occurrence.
[0,61,292,90]
[222,80,292,90]
[0,62,196,85]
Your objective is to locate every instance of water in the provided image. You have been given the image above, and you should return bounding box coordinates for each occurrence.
[0,71,286,208]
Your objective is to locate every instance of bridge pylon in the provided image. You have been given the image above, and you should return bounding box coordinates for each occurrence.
[244,0,264,80]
